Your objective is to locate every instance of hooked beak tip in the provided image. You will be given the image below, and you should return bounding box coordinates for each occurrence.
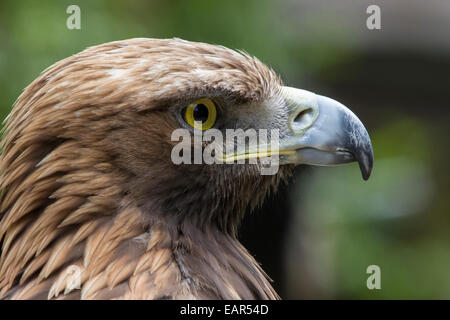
[355,149,373,181]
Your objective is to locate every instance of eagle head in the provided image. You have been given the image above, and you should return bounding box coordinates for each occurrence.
[0,38,373,299]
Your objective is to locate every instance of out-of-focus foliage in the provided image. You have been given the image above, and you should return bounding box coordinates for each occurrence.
[287,119,450,298]
[0,0,353,120]
[0,0,448,299]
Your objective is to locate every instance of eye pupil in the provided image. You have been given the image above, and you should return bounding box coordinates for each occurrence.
[193,104,209,123]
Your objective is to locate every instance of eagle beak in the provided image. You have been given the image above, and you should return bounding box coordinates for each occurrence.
[279,87,374,180]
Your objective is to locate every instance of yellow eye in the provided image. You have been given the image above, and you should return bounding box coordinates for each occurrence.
[184,98,217,130]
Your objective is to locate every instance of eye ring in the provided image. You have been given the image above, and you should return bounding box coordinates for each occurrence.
[184,98,217,130]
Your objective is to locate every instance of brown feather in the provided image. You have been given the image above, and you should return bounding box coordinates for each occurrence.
[0,38,287,299]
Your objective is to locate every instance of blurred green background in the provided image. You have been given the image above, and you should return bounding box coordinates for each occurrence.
[0,0,449,299]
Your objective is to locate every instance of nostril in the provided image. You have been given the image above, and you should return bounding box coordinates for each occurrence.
[293,108,314,126]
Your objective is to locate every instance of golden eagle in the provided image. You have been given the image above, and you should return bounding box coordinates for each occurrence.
[0,38,373,299]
